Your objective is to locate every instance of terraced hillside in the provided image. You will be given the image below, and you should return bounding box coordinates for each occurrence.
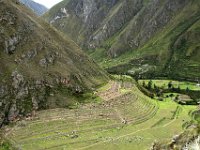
[44,0,200,80]
[4,77,197,150]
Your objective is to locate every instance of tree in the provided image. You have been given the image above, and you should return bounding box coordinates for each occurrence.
[154,84,157,89]
[169,93,174,98]
[177,85,181,92]
[168,81,173,89]
[186,87,190,93]
[155,87,161,97]
[147,80,153,90]
[175,95,179,101]
[142,81,146,87]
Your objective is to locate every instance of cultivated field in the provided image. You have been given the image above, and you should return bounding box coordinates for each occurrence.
[4,79,197,150]
[139,79,200,91]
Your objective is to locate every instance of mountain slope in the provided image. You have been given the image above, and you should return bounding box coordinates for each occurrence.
[44,0,200,80]
[43,0,143,49]
[19,0,48,16]
[0,0,108,126]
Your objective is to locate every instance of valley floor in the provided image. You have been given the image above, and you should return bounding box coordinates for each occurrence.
[3,77,197,150]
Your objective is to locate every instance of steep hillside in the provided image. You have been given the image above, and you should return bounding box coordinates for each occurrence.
[44,0,200,80]
[43,0,143,49]
[0,0,108,127]
[19,0,48,16]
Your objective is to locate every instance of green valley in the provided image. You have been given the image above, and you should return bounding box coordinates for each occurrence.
[0,0,200,150]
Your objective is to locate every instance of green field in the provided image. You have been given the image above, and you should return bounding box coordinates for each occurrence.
[3,78,198,150]
[139,79,200,91]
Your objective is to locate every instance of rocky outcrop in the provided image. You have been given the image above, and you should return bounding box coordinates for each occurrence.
[151,125,200,150]
[1,70,52,123]
[5,34,21,54]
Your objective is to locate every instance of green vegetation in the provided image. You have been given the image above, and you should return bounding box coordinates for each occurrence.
[0,0,108,131]
[139,80,200,91]
[0,136,13,150]
[2,77,198,150]
[1,0,200,150]
[86,0,200,80]
[43,0,200,80]
[171,106,182,119]
[192,110,200,123]
[138,79,200,105]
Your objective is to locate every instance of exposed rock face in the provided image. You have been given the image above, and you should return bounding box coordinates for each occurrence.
[90,0,143,50]
[108,0,189,57]
[0,0,108,127]
[44,0,121,47]
[19,0,48,16]
[44,0,189,56]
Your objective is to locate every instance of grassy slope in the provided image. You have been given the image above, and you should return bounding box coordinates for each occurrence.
[43,0,87,44]
[0,0,108,89]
